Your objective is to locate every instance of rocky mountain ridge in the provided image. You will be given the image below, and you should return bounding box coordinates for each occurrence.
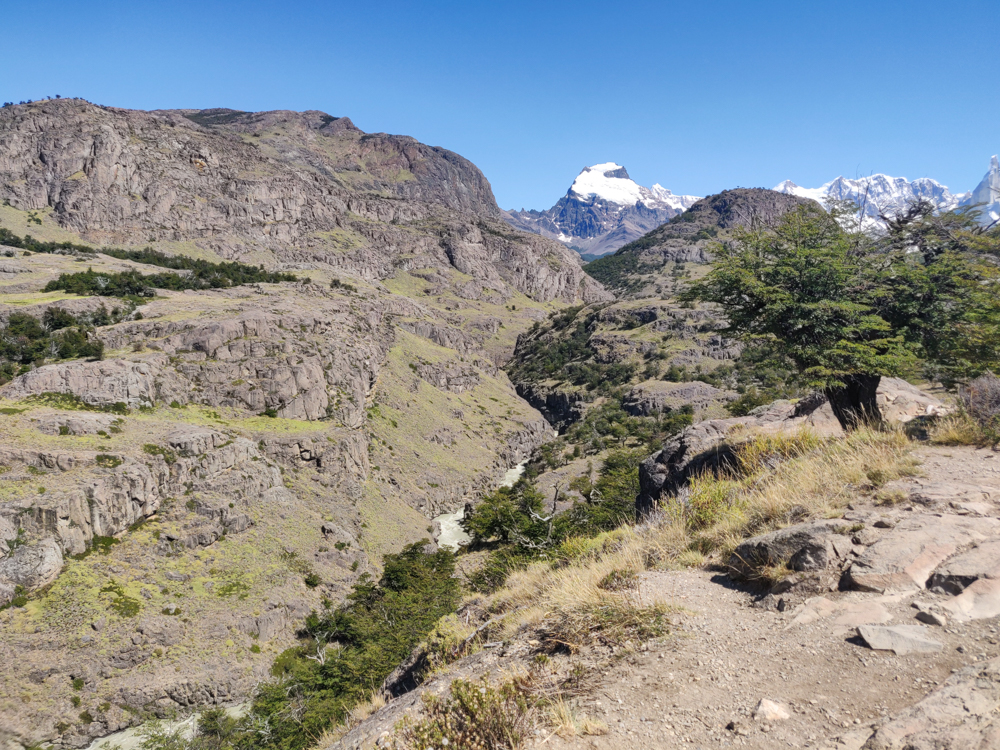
[503,163,699,258]
[775,154,1000,227]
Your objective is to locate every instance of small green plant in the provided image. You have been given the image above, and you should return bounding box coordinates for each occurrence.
[70,696,81,708]
[71,678,85,691]
[78,710,94,724]
[58,425,70,436]
[260,407,278,418]
[304,573,321,588]
[143,443,177,464]
[169,400,182,409]
[250,644,261,654]
[95,454,122,468]
[99,582,141,617]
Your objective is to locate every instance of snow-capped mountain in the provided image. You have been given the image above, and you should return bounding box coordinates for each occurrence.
[504,163,699,258]
[966,155,1000,225]
[774,174,960,225]
[775,156,1000,228]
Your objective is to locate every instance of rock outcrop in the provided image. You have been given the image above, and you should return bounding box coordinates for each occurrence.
[637,380,947,517]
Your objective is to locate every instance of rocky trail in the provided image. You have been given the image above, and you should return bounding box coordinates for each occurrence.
[543,444,1000,749]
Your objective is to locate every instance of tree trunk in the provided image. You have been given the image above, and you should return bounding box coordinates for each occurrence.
[824,374,882,431]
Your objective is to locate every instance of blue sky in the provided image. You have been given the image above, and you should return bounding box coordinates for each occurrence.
[3,0,998,209]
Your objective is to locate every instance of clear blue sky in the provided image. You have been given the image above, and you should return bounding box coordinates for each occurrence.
[3,0,998,210]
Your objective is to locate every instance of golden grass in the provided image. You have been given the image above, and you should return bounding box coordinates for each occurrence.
[472,427,918,645]
[929,411,996,447]
[685,427,917,560]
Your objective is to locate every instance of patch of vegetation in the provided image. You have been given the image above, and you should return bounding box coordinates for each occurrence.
[143,443,177,464]
[0,308,106,385]
[0,228,297,297]
[399,676,537,749]
[99,581,141,617]
[95,454,122,468]
[464,449,650,593]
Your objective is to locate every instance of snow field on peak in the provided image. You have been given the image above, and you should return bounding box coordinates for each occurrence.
[569,163,699,210]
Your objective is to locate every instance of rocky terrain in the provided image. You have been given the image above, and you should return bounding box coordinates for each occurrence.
[0,99,608,748]
[327,385,1000,750]
[506,188,817,436]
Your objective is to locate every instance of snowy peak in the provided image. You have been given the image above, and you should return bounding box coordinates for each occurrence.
[568,162,699,212]
[503,162,701,257]
[968,155,1000,224]
[570,162,645,206]
[774,173,959,224]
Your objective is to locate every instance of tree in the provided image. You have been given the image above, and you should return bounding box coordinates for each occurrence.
[683,203,1000,429]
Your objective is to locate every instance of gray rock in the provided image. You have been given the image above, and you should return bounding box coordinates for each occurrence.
[0,538,63,605]
[844,515,998,593]
[862,656,1000,749]
[927,538,1000,595]
[915,610,947,627]
[729,519,853,578]
[856,624,944,655]
[2,359,155,408]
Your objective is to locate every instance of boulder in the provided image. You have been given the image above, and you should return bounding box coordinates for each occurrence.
[729,519,854,578]
[875,377,948,423]
[0,538,63,605]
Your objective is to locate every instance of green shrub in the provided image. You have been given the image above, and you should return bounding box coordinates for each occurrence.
[143,443,177,464]
[95,454,122,468]
[400,677,536,750]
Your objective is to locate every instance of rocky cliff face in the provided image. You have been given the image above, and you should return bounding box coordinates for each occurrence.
[0,100,607,747]
[0,99,607,304]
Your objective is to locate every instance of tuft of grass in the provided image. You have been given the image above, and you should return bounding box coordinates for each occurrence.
[547,697,607,739]
[930,411,997,447]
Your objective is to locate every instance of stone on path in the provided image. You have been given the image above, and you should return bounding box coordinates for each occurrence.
[914,610,947,627]
[856,624,943,655]
[753,698,791,722]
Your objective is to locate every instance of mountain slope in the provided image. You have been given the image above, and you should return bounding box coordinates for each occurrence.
[504,163,699,258]
[0,99,609,748]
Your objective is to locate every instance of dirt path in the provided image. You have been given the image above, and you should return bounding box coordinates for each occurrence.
[542,445,1000,749]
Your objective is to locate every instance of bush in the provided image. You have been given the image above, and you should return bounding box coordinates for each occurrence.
[143,444,177,464]
[400,677,536,750]
[962,373,1000,432]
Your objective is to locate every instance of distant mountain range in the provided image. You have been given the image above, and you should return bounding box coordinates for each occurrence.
[503,163,699,259]
[506,157,999,259]
[775,155,1000,228]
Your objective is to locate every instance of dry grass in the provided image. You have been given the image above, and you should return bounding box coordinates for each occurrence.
[683,427,917,559]
[547,697,608,738]
[470,426,917,649]
[930,411,996,447]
